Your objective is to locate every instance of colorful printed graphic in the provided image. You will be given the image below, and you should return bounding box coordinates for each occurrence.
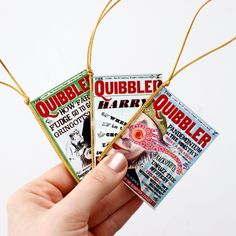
[93,74,162,165]
[30,70,92,181]
[103,88,218,208]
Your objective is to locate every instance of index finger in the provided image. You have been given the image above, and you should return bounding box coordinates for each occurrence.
[40,163,77,197]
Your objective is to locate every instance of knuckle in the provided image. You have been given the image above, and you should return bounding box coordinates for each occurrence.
[89,170,107,186]
[107,218,121,235]
[98,197,113,217]
[91,217,120,236]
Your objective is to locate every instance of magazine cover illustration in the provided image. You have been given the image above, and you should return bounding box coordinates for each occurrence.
[102,88,218,208]
[93,74,162,165]
[30,70,92,181]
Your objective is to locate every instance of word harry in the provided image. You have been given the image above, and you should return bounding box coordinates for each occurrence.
[98,98,147,109]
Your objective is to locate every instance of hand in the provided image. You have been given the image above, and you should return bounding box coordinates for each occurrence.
[7,153,143,236]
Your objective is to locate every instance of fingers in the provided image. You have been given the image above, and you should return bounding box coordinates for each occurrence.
[7,164,77,209]
[91,196,143,236]
[40,164,77,197]
[89,182,135,228]
[55,153,128,219]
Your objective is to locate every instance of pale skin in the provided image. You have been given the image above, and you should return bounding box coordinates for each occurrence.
[108,113,160,164]
[7,153,143,236]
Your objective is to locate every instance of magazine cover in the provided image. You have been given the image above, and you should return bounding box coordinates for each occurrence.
[93,74,162,165]
[101,88,218,208]
[30,70,92,181]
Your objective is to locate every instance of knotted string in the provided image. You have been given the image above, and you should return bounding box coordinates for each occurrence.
[98,0,236,161]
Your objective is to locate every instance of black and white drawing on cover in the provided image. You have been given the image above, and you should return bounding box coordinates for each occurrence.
[66,115,92,177]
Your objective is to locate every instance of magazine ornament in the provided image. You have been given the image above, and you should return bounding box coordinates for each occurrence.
[93,74,163,166]
[88,0,236,208]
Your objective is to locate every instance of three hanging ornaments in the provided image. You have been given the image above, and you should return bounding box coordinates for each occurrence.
[1,0,235,208]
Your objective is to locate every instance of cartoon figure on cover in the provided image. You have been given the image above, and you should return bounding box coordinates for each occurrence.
[108,100,182,191]
[66,116,92,177]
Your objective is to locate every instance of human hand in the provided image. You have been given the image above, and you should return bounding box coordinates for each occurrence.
[7,153,143,236]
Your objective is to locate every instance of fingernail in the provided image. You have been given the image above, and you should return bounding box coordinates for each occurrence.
[105,153,127,172]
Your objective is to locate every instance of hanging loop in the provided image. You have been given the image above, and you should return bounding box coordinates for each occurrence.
[87,0,121,72]
[97,0,236,161]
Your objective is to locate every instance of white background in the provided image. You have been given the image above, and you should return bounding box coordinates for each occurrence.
[0,0,235,235]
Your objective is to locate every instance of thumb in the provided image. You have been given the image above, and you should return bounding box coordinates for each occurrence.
[56,152,128,219]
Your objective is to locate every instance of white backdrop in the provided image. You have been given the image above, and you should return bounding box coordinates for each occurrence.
[0,0,235,235]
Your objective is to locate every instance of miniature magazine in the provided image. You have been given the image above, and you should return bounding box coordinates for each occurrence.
[93,74,162,165]
[30,70,91,181]
[99,88,218,208]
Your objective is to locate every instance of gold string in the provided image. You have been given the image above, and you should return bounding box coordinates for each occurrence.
[0,61,80,181]
[86,0,122,167]
[172,36,236,79]
[87,0,122,70]
[0,81,23,97]
[0,61,78,179]
[169,0,212,80]
[0,59,30,105]
[87,0,113,70]
[98,0,236,161]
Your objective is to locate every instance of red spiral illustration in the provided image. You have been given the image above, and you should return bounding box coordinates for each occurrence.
[129,122,182,174]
